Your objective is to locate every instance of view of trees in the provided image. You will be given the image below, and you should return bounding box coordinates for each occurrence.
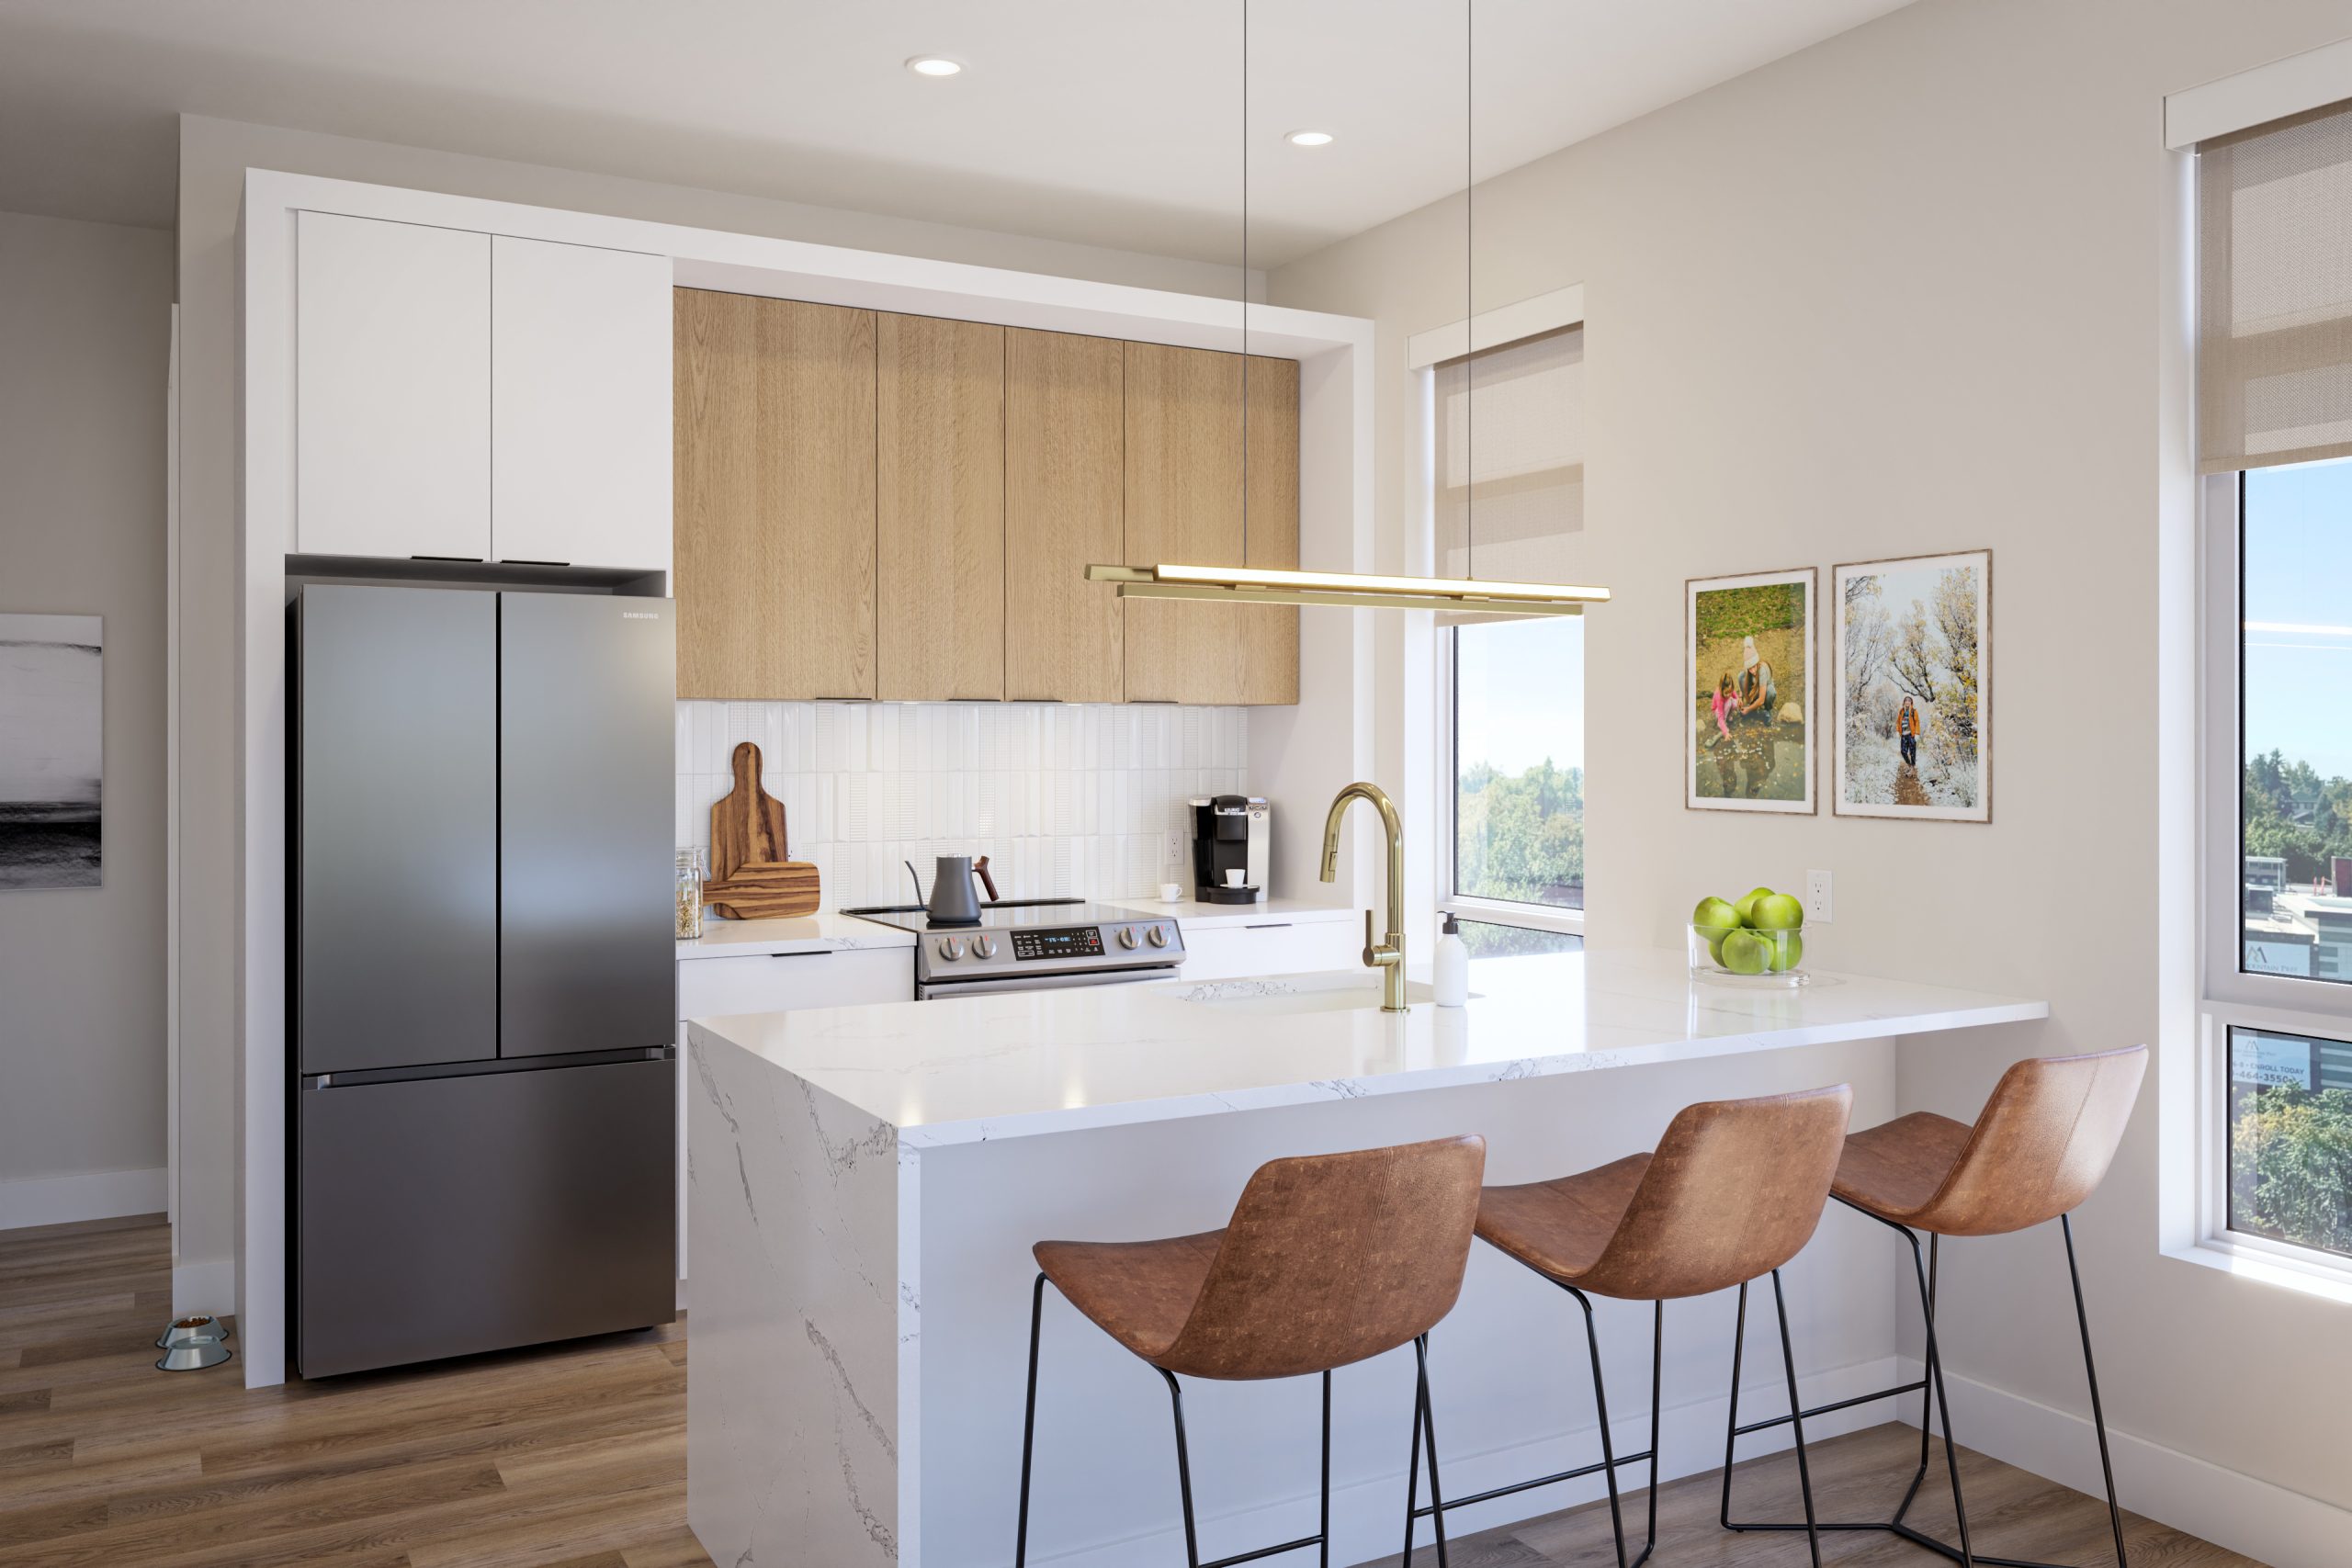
[2232,1082,2352,1258]
[2244,749,2352,884]
[1455,758,1583,957]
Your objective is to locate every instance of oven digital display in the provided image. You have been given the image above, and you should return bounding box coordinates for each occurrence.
[1012,926,1104,962]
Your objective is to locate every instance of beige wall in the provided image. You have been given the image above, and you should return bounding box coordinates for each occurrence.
[1272,0,2352,1522]
[171,114,1258,1299]
[0,209,172,1207]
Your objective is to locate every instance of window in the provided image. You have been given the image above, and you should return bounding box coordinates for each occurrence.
[1429,321,1586,951]
[2197,98,2352,1268]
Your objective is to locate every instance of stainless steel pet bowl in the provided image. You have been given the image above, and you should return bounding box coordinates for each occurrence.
[154,1314,235,1370]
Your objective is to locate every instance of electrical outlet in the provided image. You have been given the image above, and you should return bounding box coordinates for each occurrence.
[1805,870,1833,923]
[1167,832,1184,865]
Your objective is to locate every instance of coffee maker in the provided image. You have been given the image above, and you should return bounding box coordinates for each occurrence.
[1189,795,1270,904]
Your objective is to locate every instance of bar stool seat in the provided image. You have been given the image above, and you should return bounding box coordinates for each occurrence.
[1469,1152,1648,1283]
[1034,1231,1222,1369]
[1830,1111,1972,1220]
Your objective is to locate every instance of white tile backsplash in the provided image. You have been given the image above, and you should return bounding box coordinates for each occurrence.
[679,701,1247,909]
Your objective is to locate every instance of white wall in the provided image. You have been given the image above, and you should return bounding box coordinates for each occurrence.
[0,209,172,1229]
[172,114,1273,1311]
[1269,0,2352,1540]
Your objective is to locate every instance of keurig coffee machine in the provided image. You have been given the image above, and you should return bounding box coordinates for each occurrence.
[1189,795,1270,904]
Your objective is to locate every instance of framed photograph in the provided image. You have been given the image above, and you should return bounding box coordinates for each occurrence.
[0,614,104,889]
[1687,568,1815,813]
[1833,550,1991,822]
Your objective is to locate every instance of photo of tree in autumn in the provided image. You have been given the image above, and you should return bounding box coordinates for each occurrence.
[1835,551,1989,821]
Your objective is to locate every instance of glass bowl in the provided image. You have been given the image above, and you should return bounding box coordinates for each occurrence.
[1690,921,1810,987]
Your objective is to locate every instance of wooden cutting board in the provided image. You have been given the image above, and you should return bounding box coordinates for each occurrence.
[706,741,820,919]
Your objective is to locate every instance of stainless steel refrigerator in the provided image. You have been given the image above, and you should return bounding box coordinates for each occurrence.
[291,585,676,1377]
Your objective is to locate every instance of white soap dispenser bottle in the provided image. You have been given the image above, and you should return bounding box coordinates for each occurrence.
[1433,913,1469,1008]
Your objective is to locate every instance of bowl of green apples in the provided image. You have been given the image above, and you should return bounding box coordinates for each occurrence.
[1690,887,1808,987]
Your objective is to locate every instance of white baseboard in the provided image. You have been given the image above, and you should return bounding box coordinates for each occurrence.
[1912,1358,2349,1568]
[173,1257,237,1318]
[1034,1354,1907,1568]
[0,1167,166,1232]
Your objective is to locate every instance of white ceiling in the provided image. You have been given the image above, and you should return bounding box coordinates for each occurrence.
[0,0,1917,266]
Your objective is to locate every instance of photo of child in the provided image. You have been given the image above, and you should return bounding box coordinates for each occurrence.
[1687,569,1815,813]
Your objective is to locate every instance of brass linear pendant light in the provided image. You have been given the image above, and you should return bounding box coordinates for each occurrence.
[1086,0,1611,619]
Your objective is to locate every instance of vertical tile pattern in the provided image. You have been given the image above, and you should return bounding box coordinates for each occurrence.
[678,702,1249,908]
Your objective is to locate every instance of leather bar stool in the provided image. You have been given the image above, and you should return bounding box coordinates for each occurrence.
[1419,1086,1855,1568]
[1013,1134,1487,1568]
[1721,1045,2148,1568]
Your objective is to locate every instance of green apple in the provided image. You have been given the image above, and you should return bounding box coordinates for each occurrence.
[1751,893,1804,932]
[1720,928,1770,975]
[1766,931,1804,972]
[1735,886,1776,926]
[1692,896,1741,958]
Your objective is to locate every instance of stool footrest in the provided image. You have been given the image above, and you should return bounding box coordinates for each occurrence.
[1729,1515,2093,1568]
[1200,1530,1325,1568]
[1413,1446,1655,1517]
[1731,1376,1928,1438]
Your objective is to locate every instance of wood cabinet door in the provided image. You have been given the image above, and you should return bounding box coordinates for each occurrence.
[492,236,673,573]
[296,211,491,560]
[1123,342,1246,704]
[876,314,1004,701]
[1004,329,1125,703]
[1239,355,1300,705]
[673,289,876,699]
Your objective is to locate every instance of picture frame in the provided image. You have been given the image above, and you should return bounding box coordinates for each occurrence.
[1686,567,1816,814]
[1832,549,1992,823]
[0,612,105,890]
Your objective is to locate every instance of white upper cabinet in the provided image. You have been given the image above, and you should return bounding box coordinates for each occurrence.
[297,211,491,560]
[490,236,673,572]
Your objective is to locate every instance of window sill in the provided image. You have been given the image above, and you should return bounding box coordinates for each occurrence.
[2162,1235,2352,1306]
[1441,897,1585,937]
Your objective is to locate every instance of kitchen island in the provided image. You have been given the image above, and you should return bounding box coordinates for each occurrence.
[685,948,2048,1568]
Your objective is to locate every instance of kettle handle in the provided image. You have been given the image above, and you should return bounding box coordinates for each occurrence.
[973,855,1000,902]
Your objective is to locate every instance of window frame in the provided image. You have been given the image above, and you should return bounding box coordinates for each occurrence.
[1416,291,1590,943]
[2199,466,2352,1274]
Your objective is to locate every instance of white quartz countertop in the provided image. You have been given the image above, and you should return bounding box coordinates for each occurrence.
[677,910,916,960]
[1112,894,1357,930]
[687,947,2048,1149]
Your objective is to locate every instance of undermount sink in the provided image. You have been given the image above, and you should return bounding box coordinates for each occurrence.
[1169,974,1476,1015]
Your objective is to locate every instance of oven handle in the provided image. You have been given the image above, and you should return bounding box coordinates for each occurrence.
[917,965,1177,1000]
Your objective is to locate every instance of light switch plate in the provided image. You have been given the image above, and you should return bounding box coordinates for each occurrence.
[1805,870,1834,923]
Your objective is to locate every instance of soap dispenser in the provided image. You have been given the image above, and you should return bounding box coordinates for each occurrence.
[1434,913,1469,1007]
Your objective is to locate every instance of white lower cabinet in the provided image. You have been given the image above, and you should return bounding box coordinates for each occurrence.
[1177,918,1361,981]
[673,945,910,1290]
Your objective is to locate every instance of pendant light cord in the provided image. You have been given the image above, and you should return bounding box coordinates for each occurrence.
[1464,0,1475,581]
[1240,0,1250,570]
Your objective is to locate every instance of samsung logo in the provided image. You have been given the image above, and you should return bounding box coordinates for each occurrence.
[620,611,658,620]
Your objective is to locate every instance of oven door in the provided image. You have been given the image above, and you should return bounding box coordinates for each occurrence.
[917,965,1174,1001]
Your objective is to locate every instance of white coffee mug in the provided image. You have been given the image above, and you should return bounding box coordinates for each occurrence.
[1159,882,1184,903]
[1225,868,1247,888]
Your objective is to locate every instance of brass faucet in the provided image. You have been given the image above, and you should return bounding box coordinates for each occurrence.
[1319,782,1408,1012]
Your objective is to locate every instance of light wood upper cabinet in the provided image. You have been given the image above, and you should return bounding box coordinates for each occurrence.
[673,289,876,700]
[491,236,673,572]
[876,314,1005,702]
[1239,355,1301,705]
[297,211,491,560]
[1121,344,1300,705]
[1004,329,1125,704]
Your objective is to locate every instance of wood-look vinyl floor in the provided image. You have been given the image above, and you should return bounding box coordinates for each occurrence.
[0,1216,2257,1568]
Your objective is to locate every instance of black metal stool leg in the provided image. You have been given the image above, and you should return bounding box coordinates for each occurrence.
[1415,1334,1453,1566]
[1566,1287,1632,1568]
[1643,1301,1662,1566]
[2063,1215,2130,1568]
[1015,1272,1046,1568]
[1318,1369,1332,1568]
[1901,1225,1977,1568]
[1160,1369,1203,1568]
[1718,1279,1748,1532]
[1401,1348,1425,1564]
[1769,1269,1825,1568]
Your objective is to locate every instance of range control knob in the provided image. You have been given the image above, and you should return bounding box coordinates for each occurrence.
[1117,926,1141,950]
[1146,924,1170,948]
[937,936,965,961]
[971,935,999,960]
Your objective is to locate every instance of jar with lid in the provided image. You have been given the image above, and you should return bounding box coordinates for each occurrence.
[675,847,707,940]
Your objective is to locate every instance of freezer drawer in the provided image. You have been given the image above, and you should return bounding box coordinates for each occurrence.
[298,1059,674,1377]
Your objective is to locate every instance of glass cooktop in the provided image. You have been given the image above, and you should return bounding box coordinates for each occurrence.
[843,897,1167,935]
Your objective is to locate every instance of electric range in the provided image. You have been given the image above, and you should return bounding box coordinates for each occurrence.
[842,897,1187,999]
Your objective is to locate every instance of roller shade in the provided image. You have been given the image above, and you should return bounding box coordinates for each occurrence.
[2199,99,2352,472]
[1434,323,1583,589]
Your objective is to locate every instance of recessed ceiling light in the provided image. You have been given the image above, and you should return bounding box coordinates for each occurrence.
[1285,130,1335,147]
[906,55,964,77]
